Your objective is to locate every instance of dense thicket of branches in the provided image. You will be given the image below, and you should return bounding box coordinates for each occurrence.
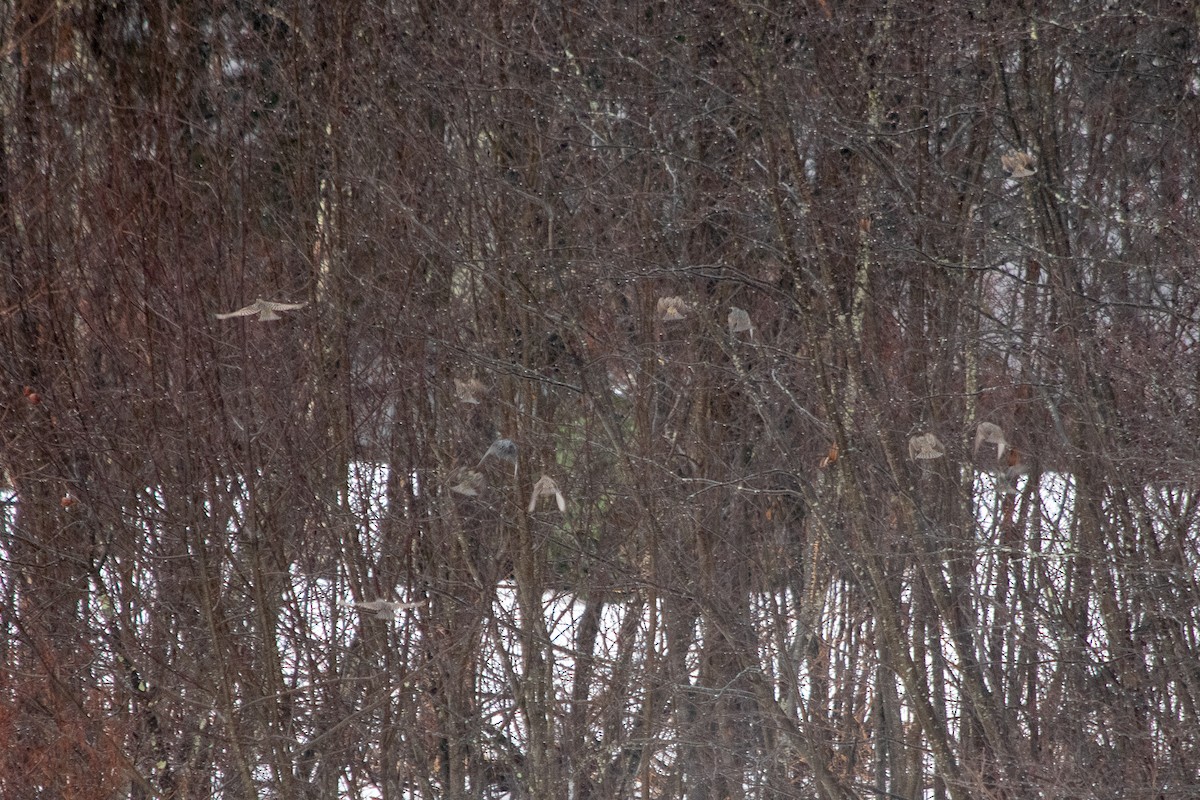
[3,2,1199,798]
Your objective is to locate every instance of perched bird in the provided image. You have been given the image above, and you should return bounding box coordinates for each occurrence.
[1005,448,1030,480]
[974,422,1007,460]
[908,433,946,460]
[528,474,567,513]
[215,298,307,322]
[1001,450,1031,494]
[727,307,753,335]
[819,442,839,469]
[338,598,425,620]
[449,469,485,497]
[454,377,486,405]
[477,438,518,469]
[1000,150,1036,179]
[656,296,690,321]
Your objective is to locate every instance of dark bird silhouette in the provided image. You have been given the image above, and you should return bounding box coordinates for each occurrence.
[477,439,518,473]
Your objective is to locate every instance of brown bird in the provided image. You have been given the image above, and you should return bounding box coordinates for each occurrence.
[908,433,946,460]
[657,296,690,321]
[974,422,1007,460]
[337,598,425,620]
[1003,450,1031,491]
[454,377,486,405]
[1000,150,1036,179]
[727,307,753,334]
[215,298,307,322]
[819,442,839,469]
[449,469,486,497]
[528,474,567,513]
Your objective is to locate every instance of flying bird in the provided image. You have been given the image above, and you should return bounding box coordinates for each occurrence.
[974,422,1008,460]
[338,598,425,620]
[728,307,753,334]
[995,462,1032,497]
[908,433,945,460]
[657,296,690,322]
[528,474,567,513]
[1000,150,1036,179]
[215,298,307,322]
[477,438,518,473]
[449,469,485,497]
[454,377,486,405]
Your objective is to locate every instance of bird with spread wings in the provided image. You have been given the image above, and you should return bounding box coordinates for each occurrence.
[215,299,307,322]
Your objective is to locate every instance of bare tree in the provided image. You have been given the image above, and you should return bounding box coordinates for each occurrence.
[2,2,1199,799]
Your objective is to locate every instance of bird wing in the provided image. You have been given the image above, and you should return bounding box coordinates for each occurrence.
[486,439,518,463]
[450,470,484,496]
[215,304,261,319]
[528,475,566,513]
[259,300,307,311]
[974,422,1007,459]
[909,433,944,459]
